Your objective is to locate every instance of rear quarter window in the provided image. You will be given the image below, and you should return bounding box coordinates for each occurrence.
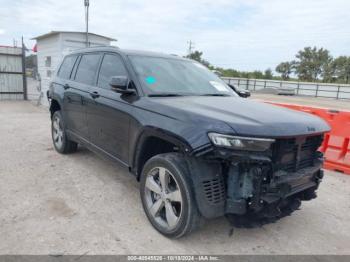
[57,55,78,79]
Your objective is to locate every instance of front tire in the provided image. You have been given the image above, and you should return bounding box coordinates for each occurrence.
[140,153,200,238]
[51,111,77,154]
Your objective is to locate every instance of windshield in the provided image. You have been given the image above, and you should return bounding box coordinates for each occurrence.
[129,55,237,96]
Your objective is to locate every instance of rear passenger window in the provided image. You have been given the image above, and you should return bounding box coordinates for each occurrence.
[74,54,101,85]
[57,55,77,79]
[97,54,128,89]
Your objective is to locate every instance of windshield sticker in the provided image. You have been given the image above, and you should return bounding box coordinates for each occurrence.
[146,76,156,85]
[209,81,229,92]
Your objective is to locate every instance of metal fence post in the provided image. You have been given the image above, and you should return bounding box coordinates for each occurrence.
[297,81,300,95]
[246,78,249,90]
[238,79,241,88]
[21,36,27,100]
[337,85,340,99]
[253,79,256,91]
[315,83,319,97]
[264,80,267,89]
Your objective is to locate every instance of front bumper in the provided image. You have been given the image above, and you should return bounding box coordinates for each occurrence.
[187,148,324,220]
[225,164,323,216]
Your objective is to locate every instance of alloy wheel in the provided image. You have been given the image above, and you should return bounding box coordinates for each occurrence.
[52,115,64,149]
[144,167,183,230]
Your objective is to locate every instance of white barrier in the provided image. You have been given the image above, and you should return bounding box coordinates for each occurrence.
[222,77,350,99]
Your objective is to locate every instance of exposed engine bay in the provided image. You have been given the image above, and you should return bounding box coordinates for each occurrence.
[188,134,324,227]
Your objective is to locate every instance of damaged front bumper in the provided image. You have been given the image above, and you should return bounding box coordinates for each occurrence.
[187,135,324,223]
[225,163,323,216]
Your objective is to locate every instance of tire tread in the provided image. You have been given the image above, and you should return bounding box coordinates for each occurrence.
[52,111,78,154]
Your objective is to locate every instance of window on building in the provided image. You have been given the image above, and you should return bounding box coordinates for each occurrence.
[57,55,78,79]
[97,54,128,89]
[74,54,101,85]
[45,56,51,67]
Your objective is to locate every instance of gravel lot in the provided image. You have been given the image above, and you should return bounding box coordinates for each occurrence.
[1,101,350,255]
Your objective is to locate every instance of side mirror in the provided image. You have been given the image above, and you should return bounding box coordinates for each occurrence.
[237,90,251,98]
[109,76,135,94]
[228,84,251,98]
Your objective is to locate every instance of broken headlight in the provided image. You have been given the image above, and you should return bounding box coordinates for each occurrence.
[208,133,275,152]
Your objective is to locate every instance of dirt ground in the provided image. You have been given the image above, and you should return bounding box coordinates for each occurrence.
[0,101,350,255]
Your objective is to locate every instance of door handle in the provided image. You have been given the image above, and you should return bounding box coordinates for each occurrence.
[90,91,100,99]
[63,84,70,90]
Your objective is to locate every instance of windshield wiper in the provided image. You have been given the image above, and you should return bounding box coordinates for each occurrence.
[148,93,184,97]
[200,93,231,97]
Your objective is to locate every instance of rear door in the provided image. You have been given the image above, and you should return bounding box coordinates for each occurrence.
[56,54,80,132]
[86,53,133,163]
[65,53,102,140]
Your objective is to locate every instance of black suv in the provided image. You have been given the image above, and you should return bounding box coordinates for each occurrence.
[48,46,330,238]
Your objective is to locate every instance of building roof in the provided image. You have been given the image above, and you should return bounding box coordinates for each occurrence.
[31,31,117,41]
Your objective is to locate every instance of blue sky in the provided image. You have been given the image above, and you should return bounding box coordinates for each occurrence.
[0,0,349,72]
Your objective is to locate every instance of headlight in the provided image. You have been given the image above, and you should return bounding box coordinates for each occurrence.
[208,133,275,152]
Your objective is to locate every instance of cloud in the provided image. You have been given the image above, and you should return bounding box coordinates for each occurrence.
[0,29,4,35]
[0,0,349,71]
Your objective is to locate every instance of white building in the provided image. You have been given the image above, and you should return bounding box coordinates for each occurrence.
[32,31,116,105]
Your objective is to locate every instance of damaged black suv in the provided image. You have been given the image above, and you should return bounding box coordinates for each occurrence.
[48,46,330,238]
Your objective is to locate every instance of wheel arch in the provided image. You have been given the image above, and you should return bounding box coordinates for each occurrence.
[49,99,61,119]
[131,127,192,180]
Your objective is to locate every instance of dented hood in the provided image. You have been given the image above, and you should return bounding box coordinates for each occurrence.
[148,96,330,138]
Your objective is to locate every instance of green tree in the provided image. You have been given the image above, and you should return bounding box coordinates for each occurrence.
[332,56,350,84]
[215,67,241,77]
[275,61,293,80]
[321,62,333,82]
[185,50,210,67]
[248,71,264,79]
[294,47,332,81]
[264,68,273,79]
[25,54,37,69]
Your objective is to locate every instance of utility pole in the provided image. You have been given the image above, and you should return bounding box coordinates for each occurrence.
[84,0,90,47]
[187,40,194,56]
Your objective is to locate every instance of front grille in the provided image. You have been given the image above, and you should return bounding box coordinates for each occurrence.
[202,178,226,205]
[273,135,323,172]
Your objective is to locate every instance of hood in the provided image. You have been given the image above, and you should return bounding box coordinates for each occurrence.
[146,96,330,138]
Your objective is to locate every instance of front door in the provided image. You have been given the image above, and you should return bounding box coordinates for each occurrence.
[86,53,133,164]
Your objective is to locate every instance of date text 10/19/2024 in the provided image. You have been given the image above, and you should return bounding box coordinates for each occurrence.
[127,255,220,261]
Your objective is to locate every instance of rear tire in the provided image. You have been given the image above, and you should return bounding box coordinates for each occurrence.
[140,153,201,238]
[51,111,77,154]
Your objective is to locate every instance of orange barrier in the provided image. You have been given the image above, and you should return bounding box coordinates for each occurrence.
[267,102,350,175]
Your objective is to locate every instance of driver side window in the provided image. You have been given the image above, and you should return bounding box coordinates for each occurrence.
[97,54,128,89]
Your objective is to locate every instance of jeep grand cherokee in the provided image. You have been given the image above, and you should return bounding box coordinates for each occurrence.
[48,46,330,238]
